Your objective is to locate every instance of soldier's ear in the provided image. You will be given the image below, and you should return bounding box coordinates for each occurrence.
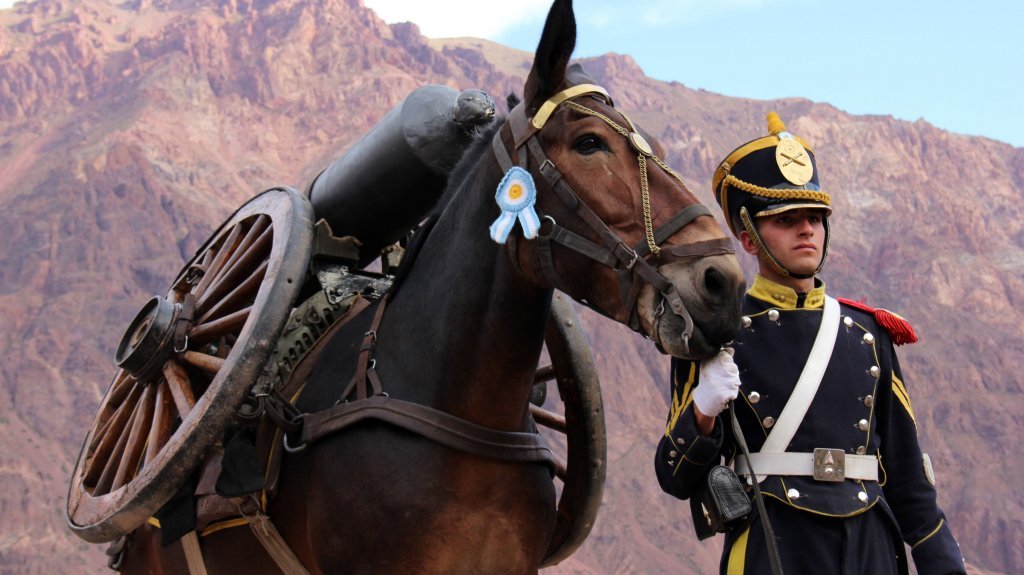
[738,231,760,257]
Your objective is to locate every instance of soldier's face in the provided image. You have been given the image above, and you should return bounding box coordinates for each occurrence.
[746,208,827,277]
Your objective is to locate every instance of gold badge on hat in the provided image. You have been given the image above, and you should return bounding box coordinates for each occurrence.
[776,137,813,185]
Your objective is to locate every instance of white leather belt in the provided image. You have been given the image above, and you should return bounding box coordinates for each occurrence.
[734,450,879,482]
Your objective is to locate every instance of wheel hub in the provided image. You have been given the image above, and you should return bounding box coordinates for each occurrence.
[115,296,180,382]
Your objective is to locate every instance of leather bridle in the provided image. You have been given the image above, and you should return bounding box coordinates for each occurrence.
[492,84,734,353]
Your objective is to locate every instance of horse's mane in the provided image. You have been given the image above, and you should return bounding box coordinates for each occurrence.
[389,116,505,292]
[433,116,505,217]
[437,90,524,214]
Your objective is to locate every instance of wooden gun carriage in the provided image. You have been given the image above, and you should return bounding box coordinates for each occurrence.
[66,83,608,569]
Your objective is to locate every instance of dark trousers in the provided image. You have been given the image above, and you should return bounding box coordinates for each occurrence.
[720,501,905,575]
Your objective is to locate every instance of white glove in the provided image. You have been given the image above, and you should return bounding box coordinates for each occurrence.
[692,350,741,418]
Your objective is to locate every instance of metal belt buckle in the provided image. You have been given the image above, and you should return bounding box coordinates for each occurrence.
[813,448,846,482]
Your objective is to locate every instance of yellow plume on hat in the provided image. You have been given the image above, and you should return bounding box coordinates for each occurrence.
[766,111,786,136]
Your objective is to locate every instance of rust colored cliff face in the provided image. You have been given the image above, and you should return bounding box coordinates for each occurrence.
[0,1,1020,573]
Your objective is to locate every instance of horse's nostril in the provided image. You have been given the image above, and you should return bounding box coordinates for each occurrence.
[703,266,726,297]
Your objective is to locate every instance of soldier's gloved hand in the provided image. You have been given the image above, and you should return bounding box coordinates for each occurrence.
[692,349,741,418]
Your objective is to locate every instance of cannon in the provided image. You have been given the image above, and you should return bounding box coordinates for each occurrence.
[66,84,608,568]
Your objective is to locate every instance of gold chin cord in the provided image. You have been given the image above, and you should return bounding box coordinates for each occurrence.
[739,205,830,279]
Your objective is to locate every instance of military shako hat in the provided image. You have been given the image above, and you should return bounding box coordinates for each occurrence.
[712,112,832,278]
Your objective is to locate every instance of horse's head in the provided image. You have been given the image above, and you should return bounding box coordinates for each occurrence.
[492,0,745,359]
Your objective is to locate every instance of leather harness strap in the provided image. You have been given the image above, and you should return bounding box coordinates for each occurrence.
[338,295,389,402]
[173,293,197,353]
[296,395,556,465]
[289,295,555,466]
[284,272,556,468]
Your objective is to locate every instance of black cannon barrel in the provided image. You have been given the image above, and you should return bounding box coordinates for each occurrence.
[307,85,496,265]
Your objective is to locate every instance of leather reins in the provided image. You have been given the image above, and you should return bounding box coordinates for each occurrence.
[492,84,734,353]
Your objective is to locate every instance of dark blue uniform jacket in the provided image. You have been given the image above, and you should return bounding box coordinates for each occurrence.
[655,275,965,574]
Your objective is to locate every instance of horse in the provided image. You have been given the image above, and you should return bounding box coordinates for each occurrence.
[117,1,745,573]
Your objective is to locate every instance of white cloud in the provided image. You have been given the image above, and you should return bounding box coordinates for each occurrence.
[364,0,551,39]
[0,0,17,8]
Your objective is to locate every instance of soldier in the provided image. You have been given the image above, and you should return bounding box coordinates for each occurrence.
[654,113,966,574]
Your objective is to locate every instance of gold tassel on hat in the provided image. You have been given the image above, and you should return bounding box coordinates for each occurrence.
[766,111,786,136]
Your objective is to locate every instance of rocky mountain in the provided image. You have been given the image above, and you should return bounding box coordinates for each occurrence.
[0,0,1021,573]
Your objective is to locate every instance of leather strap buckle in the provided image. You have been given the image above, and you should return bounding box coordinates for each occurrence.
[813,448,845,482]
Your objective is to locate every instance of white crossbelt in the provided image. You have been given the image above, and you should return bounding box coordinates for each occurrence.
[734,452,879,481]
[737,296,872,483]
[760,296,840,454]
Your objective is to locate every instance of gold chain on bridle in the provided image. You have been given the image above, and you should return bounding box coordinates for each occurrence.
[561,100,693,255]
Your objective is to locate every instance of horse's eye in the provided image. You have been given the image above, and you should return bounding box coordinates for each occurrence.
[573,135,608,155]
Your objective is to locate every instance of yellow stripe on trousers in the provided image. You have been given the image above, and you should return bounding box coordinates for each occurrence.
[727,526,750,575]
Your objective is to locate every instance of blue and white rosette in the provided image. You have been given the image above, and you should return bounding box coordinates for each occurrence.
[489,166,541,244]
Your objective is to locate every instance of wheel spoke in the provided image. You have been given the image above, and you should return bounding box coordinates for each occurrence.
[181,351,225,374]
[91,376,138,452]
[199,246,215,270]
[111,384,156,490]
[530,404,567,433]
[105,371,137,411]
[533,364,556,385]
[144,382,176,466]
[92,400,141,495]
[179,250,215,301]
[188,306,251,344]
[189,304,252,343]
[193,221,244,301]
[85,384,142,484]
[196,259,268,325]
[162,361,197,419]
[197,217,271,310]
[209,215,269,283]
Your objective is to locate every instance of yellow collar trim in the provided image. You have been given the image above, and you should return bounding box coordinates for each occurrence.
[748,274,826,309]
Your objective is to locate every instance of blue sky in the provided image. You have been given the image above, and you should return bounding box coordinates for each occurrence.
[1,0,1019,147]
[365,0,1023,148]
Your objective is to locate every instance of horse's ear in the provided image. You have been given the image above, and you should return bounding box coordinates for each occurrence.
[523,0,575,114]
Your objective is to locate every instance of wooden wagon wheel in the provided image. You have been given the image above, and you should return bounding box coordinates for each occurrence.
[66,187,314,544]
[535,292,607,567]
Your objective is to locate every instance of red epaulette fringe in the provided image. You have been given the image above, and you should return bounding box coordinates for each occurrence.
[837,298,919,346]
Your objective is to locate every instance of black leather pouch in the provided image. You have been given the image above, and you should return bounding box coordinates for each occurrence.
[690,465,752,540]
